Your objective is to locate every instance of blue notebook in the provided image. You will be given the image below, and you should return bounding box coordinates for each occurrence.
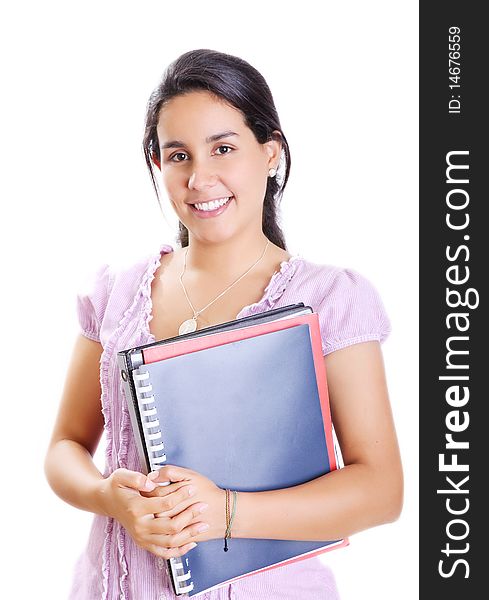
[118,305,346,596]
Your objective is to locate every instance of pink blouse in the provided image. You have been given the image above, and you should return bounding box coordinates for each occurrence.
[69,243,391,600]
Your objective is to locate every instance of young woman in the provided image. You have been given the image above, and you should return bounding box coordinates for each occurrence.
[45,49,403,599]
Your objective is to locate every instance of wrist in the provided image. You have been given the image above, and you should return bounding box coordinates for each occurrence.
[227,491,249,539]
[214,487,228,539]
[95,476,114,517]
[223,488,237,551]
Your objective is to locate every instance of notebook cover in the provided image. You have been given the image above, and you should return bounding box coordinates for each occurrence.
[126,314,346,595]
[123,303,310,367]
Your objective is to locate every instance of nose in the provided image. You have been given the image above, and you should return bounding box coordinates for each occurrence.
[187,162,218,191]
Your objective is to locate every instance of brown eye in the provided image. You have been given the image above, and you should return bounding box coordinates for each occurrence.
[215,145,233,155]
[170,152,188,162]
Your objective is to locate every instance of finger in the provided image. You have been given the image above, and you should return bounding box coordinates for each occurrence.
[168,521,211,548]
[157,465,196,484]
[112,468,156,493]
[143,487,203,520]
[149,517,209,548]
[140,480,190,499]
[162,502,210,534]
[145,501,208,538]
[154,484,197,517]
[154,498,209,520]
[148,541,198,559]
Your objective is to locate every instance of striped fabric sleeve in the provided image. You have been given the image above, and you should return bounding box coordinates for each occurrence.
[317,268,392,355]
[76,263,113,342]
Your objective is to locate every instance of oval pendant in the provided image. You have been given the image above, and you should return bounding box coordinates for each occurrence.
[179,318,197,335]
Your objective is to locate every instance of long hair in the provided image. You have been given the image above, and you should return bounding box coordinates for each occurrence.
[143,49,291,249]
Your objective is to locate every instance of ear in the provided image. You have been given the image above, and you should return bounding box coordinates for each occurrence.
[264,131,282,169]
[151,151,161,170]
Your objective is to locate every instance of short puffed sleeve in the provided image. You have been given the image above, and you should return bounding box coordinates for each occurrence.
[76,263,113,342]
[316,268,391,355]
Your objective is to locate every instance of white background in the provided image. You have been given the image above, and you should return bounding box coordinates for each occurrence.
[0,1,418,598]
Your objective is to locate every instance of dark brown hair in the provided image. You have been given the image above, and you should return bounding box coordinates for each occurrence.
[143,49,291,249]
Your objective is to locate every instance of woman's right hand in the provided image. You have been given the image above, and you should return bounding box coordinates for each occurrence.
[99,468,209,559]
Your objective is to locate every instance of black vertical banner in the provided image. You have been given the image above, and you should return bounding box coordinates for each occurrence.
[420,3,487,598]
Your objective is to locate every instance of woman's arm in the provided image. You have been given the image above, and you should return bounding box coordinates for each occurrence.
[44,334,110,514]
[44,334,209,559]
[151,340,403,544]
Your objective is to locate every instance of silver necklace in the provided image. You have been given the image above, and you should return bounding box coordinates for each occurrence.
[178,239,270,335]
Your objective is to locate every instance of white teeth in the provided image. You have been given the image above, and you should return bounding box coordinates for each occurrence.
[194,197,231,212]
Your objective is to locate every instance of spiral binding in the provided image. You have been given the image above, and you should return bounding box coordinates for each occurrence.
[133,367,194,594]
[169,556,195,594]
[133,369,168,470]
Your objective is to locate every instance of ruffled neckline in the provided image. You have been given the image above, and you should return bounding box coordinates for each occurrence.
[141,243,302,342]
[235,252,301,318]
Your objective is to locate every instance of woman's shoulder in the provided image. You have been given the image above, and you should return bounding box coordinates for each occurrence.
[76,243,175,342]
[293,256,379,300]
[112,242,175,280]
[290,256,391,355]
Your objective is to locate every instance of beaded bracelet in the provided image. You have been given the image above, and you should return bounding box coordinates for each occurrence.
[224,489,238,552]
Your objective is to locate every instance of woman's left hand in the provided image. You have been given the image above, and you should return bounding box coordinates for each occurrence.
[142,465,227,545]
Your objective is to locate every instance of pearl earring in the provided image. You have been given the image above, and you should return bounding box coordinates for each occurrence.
[268,168,277,177]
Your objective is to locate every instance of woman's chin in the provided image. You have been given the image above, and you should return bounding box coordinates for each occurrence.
[189,227,238,245]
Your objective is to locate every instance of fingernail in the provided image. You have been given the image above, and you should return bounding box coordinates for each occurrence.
[187,486,196,496]
[144,479,156,491]
[188,542,197,550]
[148,470,160,480]
[197,523,210,532]
[198,503,209,513]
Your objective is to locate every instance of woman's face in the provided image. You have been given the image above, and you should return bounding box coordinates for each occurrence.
[156,91,280,245]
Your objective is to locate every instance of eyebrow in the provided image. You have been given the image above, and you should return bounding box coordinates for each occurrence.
[160,130,239,150]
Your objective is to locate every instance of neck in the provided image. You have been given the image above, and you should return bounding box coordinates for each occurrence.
[184,233,273,279]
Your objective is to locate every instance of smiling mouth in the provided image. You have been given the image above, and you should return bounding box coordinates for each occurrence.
[188,195,235,219]
[191,196,233,212]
